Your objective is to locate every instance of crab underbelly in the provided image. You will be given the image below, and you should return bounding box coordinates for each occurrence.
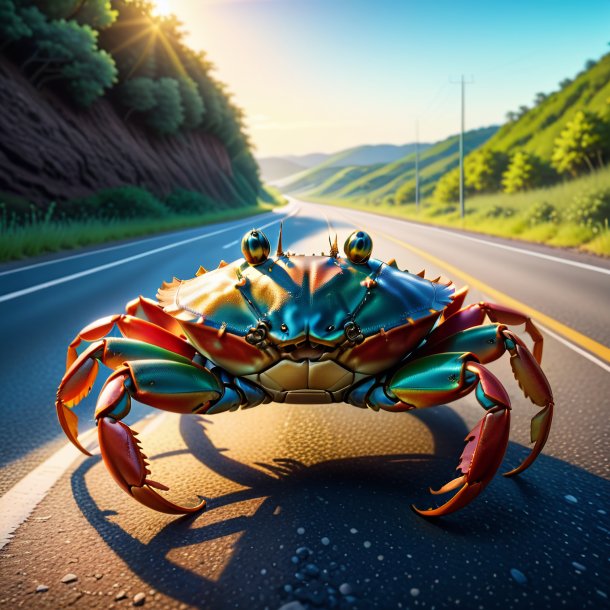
[244,360,368,404]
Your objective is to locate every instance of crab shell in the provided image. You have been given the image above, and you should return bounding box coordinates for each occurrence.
[157,247,455,404]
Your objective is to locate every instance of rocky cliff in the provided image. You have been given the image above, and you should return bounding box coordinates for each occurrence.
[0,57,240,206]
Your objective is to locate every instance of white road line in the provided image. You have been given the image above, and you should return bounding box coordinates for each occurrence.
[330,204,610,276]
[0,208,298,303]
[0,229,198,278]
[0,413,166,550]
[222,205,300,249]
[537,324,610,373]
[0,207,292,277]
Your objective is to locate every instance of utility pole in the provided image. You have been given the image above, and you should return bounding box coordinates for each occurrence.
[450,74,474,218]
[415,120,420,212]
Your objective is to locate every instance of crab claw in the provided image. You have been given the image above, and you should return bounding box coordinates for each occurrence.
[56,342,104,456]
[412,407,511,517]
[98,417,205,515]
[56,401,92,456]
[502,331,554,477]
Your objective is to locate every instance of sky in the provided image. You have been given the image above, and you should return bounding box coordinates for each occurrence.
[155,0,610,158]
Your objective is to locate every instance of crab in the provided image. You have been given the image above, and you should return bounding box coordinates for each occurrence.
[56,226,553,517]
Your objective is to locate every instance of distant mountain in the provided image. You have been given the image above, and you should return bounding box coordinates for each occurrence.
[257,157,306,181]
[280,126,497,201]
[259,142,431,185]
[283,153,330,168]
[320,143,432,168]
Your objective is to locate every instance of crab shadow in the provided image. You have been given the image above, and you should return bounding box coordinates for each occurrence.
[71,407,610,610]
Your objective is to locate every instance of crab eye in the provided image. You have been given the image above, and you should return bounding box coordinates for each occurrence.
[344,230,373,264]
[241,229,270,265]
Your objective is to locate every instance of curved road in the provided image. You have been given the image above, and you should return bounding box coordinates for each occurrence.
[0,197,608,610]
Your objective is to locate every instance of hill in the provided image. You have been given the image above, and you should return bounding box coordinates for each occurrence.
[483,53,610,160]
[282,126,497,202]
[0,0,260,207]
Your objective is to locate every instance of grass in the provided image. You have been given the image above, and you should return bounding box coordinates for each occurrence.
[0,201,284,262]
[302,166,610,256]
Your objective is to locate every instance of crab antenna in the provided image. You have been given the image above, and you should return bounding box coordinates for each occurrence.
[329,233,339,258]
[276,221,284,256]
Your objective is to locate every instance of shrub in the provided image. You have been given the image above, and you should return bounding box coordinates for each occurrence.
[524,201,559,226]
[164,189,223,214]
[485,205,515,219]
[64,186,168,220]
[564,188,610,227]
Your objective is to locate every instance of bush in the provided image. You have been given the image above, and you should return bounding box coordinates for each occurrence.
[64,186,168,220]
[485,205,515,219]
[164,189,223,214]
[564,188,610,227]
[524,201,559,226]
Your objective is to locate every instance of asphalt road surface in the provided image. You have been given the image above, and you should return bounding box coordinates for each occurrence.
[0,197,609,610]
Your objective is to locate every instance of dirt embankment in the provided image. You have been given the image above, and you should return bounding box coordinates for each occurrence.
[0,57,238,206]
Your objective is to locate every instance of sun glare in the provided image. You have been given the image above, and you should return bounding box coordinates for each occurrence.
[152,0,172,16]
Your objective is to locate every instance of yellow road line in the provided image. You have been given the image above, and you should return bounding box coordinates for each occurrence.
[377,230,610,364]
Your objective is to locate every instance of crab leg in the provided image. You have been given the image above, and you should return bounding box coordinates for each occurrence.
[124,296,185,338]
[502,330,553,477]
[426,301,544,363]
[388,353,511,516]
[93,360,221,513]
[57,338,199,454]
[66,313,195,369]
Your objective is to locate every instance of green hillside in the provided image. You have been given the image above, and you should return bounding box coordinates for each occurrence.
[484,53,610,159]
[278,142,430,190]
[284,126,497,203]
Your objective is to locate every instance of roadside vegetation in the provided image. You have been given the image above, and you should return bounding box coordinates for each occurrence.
[307,166,610,256]
[0,185,286,261]
[286,54,610,256]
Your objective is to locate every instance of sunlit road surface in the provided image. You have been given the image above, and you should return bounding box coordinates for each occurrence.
[0,197,609,610]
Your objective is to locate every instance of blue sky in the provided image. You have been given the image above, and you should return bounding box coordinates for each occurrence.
[166,0,610,156]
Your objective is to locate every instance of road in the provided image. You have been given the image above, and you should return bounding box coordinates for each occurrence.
[0,197,608,610]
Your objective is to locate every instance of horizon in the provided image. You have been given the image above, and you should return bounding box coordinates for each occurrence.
[157,1,609,157]
[256,122,500,160]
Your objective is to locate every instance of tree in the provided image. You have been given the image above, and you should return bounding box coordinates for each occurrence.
[552,110,609,176]
[434,168,460,203]
[23,19,117,105]
[505,110,518,122]
[465,149,508,193]
[177,75,204,130]
[144,77,184,135]
[118,76,157,118]
[34,0,78,20]
[502,151,549,193]
[558,78,572,89]
[533,92,548,105]
[74,0,117,29]
[584,58,596,71]
[35,0,116,28]
[61,47,117,105]
[0,0,32,48]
